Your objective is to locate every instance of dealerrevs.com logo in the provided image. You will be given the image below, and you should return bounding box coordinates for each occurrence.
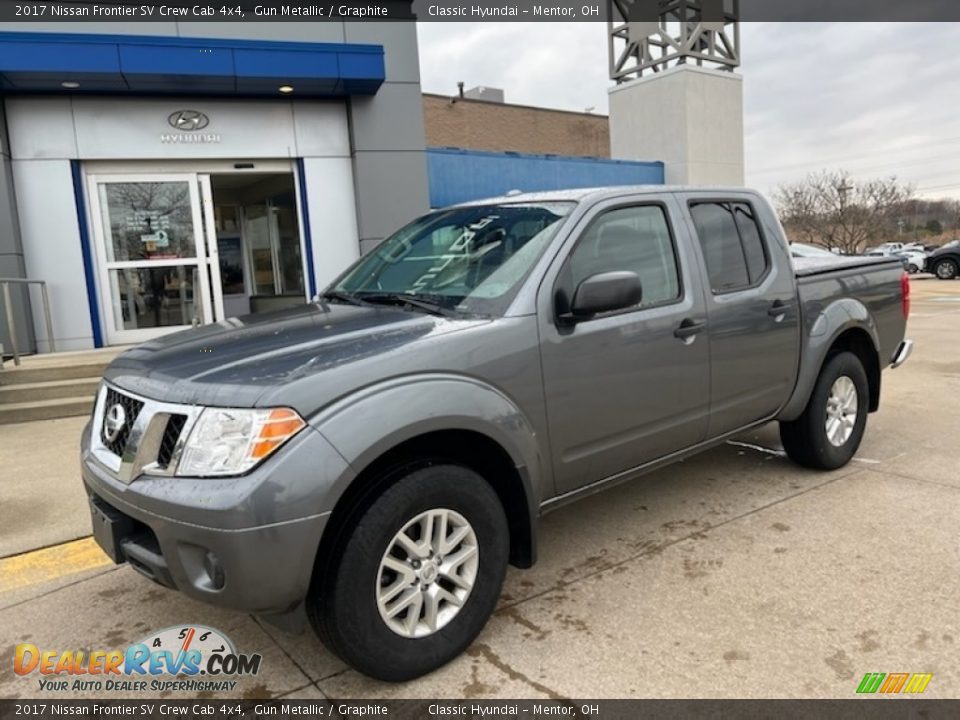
[14,625,262,694]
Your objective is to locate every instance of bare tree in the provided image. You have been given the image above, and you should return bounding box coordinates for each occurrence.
[773,171,914,254]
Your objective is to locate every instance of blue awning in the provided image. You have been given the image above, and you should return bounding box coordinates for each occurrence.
[0,32,385,97]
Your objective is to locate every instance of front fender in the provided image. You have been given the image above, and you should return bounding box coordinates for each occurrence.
[777,298,880,421]
[307,373,545,518]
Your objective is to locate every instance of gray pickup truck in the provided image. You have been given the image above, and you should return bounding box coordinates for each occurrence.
[82,186,911,680]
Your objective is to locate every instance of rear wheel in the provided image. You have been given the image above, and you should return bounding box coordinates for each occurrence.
[307,463,509,681]
[934,258,958,280]
[780,352,869,470]
[907,263,919,274]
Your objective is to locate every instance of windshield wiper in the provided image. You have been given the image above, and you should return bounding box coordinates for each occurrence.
[357,292,463,318]
[319,290,370,307]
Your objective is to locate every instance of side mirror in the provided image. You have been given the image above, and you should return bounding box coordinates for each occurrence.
[566,271,642,320]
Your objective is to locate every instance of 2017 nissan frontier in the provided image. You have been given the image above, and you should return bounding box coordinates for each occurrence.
[81,186,912,680]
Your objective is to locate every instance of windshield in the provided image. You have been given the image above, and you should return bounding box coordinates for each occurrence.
[330,202,575,316]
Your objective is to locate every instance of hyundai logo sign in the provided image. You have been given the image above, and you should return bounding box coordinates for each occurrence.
[168,110,210,131]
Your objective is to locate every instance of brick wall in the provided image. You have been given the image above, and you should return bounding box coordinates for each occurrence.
[423,93,610,158]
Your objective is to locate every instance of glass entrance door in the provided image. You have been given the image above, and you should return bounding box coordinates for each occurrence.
[88,174,214,345]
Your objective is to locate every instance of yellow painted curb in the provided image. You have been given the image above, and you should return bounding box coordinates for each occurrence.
[0,537,112,593]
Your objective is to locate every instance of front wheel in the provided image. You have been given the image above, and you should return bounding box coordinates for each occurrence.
[934,259,959,280]
[307,463,509,681]
[780,352,869,470]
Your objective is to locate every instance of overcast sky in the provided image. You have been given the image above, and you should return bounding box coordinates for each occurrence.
[417,22,960,199]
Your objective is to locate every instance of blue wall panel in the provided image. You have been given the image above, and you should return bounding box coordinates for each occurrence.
[426,148,664,207]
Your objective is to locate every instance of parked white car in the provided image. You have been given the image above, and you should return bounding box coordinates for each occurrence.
[899,250,928,274]
[789,242,838,259]
[877,241,926,254]
[865,246,927,274]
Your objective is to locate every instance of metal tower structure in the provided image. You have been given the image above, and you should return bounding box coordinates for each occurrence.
[608,0,740,82]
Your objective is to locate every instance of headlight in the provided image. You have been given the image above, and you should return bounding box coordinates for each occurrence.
[177,407,306,477]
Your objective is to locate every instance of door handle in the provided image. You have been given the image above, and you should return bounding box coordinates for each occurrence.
[674,318,706,341]
[768,299,793,318]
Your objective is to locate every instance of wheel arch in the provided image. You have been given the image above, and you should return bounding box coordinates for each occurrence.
[309,375,544,582]
[314,428,537,585]
[824,327,881,412]
[778,302,881,421]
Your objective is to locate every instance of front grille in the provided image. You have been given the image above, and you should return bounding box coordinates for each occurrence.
[101,388,145,457]
[156,414,187,469]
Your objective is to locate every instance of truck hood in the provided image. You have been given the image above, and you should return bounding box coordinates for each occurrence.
[104,302,486,408]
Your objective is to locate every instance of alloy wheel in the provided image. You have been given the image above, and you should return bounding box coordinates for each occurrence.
[825,375,858,447]
[376,508,479,638]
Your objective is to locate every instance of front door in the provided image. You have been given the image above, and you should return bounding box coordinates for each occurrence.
[538,198,711,495]
[88,174,214,345]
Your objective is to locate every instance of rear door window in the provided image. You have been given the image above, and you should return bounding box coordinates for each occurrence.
[690,201,769,293]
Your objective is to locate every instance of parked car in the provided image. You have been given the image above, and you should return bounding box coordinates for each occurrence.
[866,248,910,271]
[876,241,926,254]
[81,187,912,681]
[789,242,838,259]
[868,247,928,274]
[898,249,928,274]
[926,239,960,279]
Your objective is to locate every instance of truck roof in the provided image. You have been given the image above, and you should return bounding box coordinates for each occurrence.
[453,185,764,207]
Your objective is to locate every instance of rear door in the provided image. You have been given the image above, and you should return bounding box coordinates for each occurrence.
[683,194,801,437]
[538,195,711,495]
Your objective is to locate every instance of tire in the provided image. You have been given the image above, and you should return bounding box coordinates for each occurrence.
[907,263,919,274]
[779,352,869,470]
[934,258,959,280]
[307,463,509,681]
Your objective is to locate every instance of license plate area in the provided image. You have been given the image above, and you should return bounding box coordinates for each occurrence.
[89,495,134,564]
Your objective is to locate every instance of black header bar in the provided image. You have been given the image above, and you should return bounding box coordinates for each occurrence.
[1,1,960,22]
[2,699,960,720]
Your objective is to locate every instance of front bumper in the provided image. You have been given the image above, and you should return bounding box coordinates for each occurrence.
[81,416,351,616]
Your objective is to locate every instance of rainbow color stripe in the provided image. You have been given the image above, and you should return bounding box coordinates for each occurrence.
[856,672,933,694]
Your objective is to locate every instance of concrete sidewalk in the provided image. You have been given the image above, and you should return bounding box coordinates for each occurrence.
[1,416,91,557]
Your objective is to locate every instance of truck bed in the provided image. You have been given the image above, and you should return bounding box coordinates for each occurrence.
[792,254,897,278]
[793,253,906,372]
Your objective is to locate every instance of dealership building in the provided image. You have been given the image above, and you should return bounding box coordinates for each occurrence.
[0,14,739,356]
[0,21,437,352]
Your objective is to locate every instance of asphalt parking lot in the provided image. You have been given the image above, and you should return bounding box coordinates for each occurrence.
[2,276,958,700]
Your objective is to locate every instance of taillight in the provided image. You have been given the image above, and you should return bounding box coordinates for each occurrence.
[901,272,910,320]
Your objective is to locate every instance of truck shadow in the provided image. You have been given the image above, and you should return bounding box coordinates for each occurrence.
[498,422,837,610]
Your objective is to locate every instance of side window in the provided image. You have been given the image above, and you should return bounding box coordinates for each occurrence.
[732,203,768,283]
[563,205,681,312]
[690,201,769,293]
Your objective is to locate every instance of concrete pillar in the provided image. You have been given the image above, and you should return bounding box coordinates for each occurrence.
[608,65,744,186]
[344,22,429,256]
[0,103,35,357]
